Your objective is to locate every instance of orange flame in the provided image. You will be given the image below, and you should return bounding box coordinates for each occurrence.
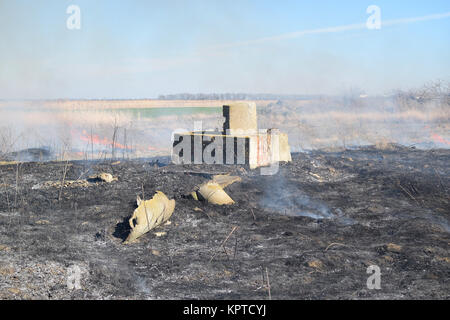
[431,133,450,145]
[424,126,450,146]
[71,129,157,151]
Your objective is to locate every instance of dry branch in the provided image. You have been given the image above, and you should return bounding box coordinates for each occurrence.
[209,226,238,263]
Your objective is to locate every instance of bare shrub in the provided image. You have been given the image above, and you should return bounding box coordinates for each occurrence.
[394,80,450,111]
[0,126,17,160]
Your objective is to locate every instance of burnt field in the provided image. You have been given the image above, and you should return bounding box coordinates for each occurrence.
[0,145,449,299]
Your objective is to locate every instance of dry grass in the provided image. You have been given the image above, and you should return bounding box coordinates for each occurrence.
[0,99,275,110]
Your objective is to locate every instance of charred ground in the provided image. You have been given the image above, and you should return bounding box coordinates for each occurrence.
[0,145,448,299]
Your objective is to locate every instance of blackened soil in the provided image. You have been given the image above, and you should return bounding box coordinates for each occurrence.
[0,145,449,299]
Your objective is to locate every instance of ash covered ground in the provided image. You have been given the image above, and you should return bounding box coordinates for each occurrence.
[0,145,449,299]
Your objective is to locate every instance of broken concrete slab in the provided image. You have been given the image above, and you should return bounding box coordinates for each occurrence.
[87,173,117,183]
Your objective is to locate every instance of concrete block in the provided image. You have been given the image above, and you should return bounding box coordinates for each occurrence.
[223,102,257,134]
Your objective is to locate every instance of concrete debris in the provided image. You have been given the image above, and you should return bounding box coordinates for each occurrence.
[35,220,50,225]
[124,191,175,244]
[32,180,90,189]
[154,232,167,237]
[31,172,117,190]
[88,173,117,183]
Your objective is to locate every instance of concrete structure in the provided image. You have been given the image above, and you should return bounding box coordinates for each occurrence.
[223,102,258,134]
[172,102,291,169]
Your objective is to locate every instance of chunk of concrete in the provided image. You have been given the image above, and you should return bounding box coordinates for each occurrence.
[88,173,117,183]
[278,133,292,162]
[223,102,257,135]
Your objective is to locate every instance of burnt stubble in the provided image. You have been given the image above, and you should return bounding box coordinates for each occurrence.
[0,145,448,299]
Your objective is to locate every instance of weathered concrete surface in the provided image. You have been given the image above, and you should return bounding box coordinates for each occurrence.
[223,102,258,135]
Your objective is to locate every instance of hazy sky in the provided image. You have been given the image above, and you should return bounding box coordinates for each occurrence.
[0,0,449,99]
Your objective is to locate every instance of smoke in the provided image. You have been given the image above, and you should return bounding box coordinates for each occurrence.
[0,99,225,160]
[1,80,448,162]
[259,172,334,220]
[258,83,450,152]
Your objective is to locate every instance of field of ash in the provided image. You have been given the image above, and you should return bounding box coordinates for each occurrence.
[0,144,448,299]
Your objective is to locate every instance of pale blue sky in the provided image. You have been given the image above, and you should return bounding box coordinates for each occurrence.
[0,0,449,99]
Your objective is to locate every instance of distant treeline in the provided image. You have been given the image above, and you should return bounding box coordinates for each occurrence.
[157,93,323,100]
